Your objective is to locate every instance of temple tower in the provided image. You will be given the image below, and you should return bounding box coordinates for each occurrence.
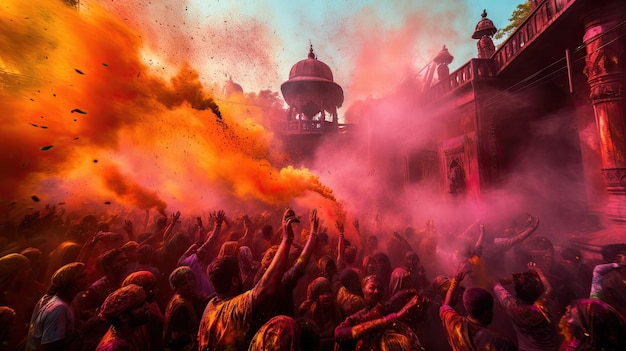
[280,45,344,135]
[472,10,497,59]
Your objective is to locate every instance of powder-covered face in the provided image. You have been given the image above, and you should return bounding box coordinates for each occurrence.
[363,280,383,305]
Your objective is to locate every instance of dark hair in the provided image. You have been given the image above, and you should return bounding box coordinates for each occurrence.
[513,271,543,303]
[361,275,383,290]
[262,224,273,241]
[463,288,493,319]
[207,256,240,296]
[99,248,124,272]
[296,318,320,351]
[137,244,153,264]
[340,268,363,296]
[600,244,626,263]
[344,246,357,264]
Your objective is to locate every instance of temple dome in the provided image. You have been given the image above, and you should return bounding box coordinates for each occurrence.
[287,46,335,83]
[281,45,343,108]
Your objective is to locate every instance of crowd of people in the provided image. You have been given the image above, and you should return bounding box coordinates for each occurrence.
[0,204,625,350]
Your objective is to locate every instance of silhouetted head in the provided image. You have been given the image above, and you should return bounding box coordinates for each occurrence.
[463,288,494,325]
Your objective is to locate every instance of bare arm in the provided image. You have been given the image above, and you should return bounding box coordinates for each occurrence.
[392,231,415,252]
[335,295,420,342]
[237,215,254,246]
[293,209,320,273]
[197,210,225,256]
[162,211,182,243]
[529,262,552,298]
[444,269,467,307]
[123,219,136,242]
[472,223,485,257]
[336,220,345,267]
[76,232,104,264]
[252,209,295,306]
[492,215,540,253]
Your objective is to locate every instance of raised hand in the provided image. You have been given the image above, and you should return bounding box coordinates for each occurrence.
[335,220,344,235]
[454,263,470,283]
[197,216,203,228]
[242,215,251,231]
[309,209,319,234]
[526,214,539,228]
[123,220,134,234]
[283,208,299,223]
[352,219,360,231]
[172,211,181,222]
[215,210,226,226]
[282,208,297,243]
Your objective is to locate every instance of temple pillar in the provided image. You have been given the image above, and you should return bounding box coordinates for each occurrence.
[583,3,626,221]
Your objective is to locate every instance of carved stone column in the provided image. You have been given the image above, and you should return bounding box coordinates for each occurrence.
[583,3,626,221]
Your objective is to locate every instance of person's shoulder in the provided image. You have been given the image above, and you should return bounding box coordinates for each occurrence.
[96,337,133,351]
[474,327,517,351]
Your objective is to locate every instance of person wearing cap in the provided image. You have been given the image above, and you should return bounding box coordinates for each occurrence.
[25,262,88,351]
[96,284,150,351]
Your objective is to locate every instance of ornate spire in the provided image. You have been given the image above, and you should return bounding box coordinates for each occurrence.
[472,9,497,39]
[308,41,316,59]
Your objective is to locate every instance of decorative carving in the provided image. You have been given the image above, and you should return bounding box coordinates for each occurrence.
[448,158,466,195]
[477,37,496,59]
[602,168,626,188]
[589,80,622,100]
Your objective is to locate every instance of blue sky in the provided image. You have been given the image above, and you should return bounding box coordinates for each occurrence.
[144,0,522,107]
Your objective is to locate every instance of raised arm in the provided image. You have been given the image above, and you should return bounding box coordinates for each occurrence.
[335,295,420,342]
[162,211,182,243]
[589,262,621,299]
[392,231,415,253]
[123,219,136,242]
[197,210,226,256]
[528,262,552,298]
[252,208,296,306]
[336,220,345,268]
[472,223,485,257]
[293,209,320,273]
[444,268,467,307]
[237,215,254,247]
[492,214,540,253]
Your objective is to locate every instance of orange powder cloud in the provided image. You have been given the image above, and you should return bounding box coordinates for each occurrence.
[0,0,339,219]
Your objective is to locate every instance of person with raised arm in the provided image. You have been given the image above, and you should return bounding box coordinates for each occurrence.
[492,262,559,351]
[334,275,423,351]
[177,210,227,302]
[440,269,517,351]
[197,208,298,351]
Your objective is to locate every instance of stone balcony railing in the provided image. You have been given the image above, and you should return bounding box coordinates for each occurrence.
[494,0,575,73]
[423,59,497,102]
[287,120,338,134]
[424,0,576,103]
